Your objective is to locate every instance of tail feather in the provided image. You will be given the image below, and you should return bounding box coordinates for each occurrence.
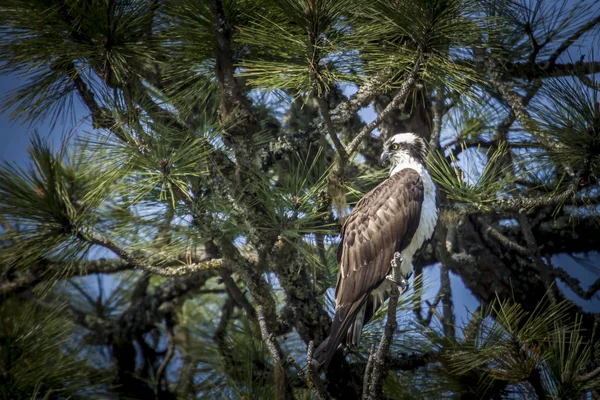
[313,294,369,370]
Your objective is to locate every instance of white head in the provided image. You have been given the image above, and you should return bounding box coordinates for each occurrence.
[379,133,427,169]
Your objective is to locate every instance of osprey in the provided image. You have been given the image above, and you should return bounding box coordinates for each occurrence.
[314,133,438,369]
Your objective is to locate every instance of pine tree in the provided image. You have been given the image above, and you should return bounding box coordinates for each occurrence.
[1,0,600,398]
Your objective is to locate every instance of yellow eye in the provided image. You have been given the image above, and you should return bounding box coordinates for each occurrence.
[391,143,399,150]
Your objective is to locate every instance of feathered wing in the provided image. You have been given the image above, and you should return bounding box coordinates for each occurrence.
[314,169,424,368]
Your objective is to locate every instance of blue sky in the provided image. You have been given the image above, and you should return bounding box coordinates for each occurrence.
[0,75,43,165]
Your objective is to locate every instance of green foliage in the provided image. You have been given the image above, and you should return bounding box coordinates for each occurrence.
[428,141,512,207]
[0,135,94,271]
[0,0,599,399]
[0,299,103,399]
[251,145,335,235]
[378,295,600,399]
[179,293,278,399]
[0,0,160,125]
[238,0,359,94]
[459,297,600,398]
[533,76,600,180]
[353,0,487,93]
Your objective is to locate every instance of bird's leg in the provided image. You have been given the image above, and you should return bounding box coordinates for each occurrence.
[386,252,409,293]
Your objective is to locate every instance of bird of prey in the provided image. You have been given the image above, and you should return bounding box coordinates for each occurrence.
[314,133,438,369]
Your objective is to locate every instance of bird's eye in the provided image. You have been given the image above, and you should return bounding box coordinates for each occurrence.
[391,143,399,150]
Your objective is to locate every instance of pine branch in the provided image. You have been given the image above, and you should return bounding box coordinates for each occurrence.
[46,269,216,343]
[288,342,328,400]
[154,315,176,397]
[219,268,257,320]
[446,184,578,214]
[553,268,600,300]
[0,258,132,298]
[329,72,391,126]
[217,238,280,332]
[478,217,530,255]
[317,95,347,161]
[346,59,420,157]
[517,212,558,303]
[488,64,549,146]
[366,255,402,400]
[528,368,548,400]
[577,73,600,90]
[430,87,445,149]
[65,62,126,141]
[465,60,600,80]
[212,295,236,356]
[257,305,290,400]
[362,345,375,399]
[547,15,600,67]
[78,232,224,276]
[440,264,455,339]
[576,364,600,382]
[211,0,258,157]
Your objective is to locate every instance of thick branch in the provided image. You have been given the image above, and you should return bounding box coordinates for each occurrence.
[0,258,132,298]
[440,264,455,339]
[219,268,257,320]
[81,232,224,276]
[154,315,176,397]
[469,60,600,80]
[66,62,125,140]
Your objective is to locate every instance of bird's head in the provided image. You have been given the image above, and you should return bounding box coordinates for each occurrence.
[380,133,427,168]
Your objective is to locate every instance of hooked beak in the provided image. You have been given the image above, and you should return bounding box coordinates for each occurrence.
[379,151,391,167]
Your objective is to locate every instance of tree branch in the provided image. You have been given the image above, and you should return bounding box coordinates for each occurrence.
[478,217,530,255]
[317,95,348,161]
[547,15,600,66]
[0,258,132,298]
[78,231,224,276]
[154,315,176,398]
[288,341,329,400]
[553,268,600,300]
[446,184,578,215]
[440,264,455,339]
[517,212,558,303]
[329,73,391,127]
[366,255,402,399]
[346,60,420,156]
[257,306,289,400]
[362,345,376,399]
[218,268,257,320]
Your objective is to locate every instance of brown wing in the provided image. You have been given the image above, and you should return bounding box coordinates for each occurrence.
[336,168,424,308]
[313,169,424,369]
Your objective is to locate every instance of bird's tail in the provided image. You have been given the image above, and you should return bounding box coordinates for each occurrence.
[313,295,368,370]
[313,335,334,369]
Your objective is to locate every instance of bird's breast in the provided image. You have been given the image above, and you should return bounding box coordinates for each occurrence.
[400,170,438,276]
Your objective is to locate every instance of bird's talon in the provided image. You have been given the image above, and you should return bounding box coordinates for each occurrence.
[386,274,409,293]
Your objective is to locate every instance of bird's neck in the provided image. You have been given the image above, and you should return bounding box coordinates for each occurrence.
[389,156,425,177]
